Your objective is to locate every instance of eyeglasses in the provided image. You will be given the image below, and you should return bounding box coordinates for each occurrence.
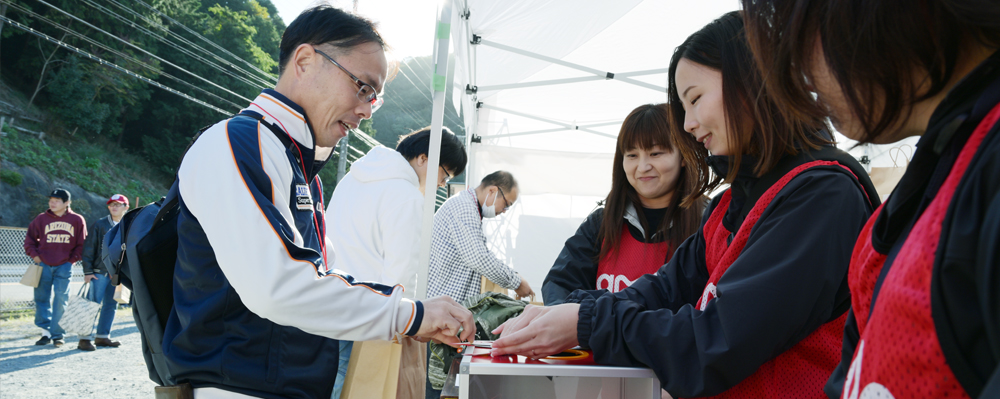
[314,49,384,113]
[109,203,126,208]
[497,187,514,211]
[439,166,454,185]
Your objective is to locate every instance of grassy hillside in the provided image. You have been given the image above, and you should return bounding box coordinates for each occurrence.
[1,124,170,203]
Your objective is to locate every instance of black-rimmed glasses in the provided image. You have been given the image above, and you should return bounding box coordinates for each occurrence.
[314,49,384,113]
[497,187,514,212]
[439,166,454,185]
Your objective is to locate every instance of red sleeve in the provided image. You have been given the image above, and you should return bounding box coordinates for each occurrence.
[69,216,87,263]
[23,217,41,258]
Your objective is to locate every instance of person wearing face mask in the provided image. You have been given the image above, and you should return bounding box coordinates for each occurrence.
[426,170,533,304]
[324,126,466,399]
[741,1,1000,397]
[489,12,881,399]
[542,104,711,306]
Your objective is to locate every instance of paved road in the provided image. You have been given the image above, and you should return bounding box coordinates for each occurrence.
[0,309,157,398]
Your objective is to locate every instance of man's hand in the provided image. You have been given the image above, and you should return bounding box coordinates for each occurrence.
[32,256,41,265]
[83,274,97,283]
[514,275,534,300]
[490,303,580,358]
[416,296,476,348]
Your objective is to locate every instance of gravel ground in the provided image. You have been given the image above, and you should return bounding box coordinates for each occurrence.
[0,309,158,398]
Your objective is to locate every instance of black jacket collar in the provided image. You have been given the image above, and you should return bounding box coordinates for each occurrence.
[872,50,1000,252]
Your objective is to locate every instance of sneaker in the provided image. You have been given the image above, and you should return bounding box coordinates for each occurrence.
[52,338,64,348]
[94,338,121,348]
[34,336,50,346]
[78,339,96,351]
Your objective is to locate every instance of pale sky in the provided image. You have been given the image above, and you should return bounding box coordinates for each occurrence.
[271,0,439,58]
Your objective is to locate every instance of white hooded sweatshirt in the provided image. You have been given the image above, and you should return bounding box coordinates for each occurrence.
[326,146,423,299]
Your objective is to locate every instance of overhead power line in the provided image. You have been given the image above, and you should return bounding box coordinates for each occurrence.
[77,0,269,90]
[92,0,274,89]
[9,0,248,108]
[130,0,278,83]
[0,15,230,115]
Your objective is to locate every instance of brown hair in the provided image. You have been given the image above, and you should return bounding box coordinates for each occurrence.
[740,0,1000,143]
[666,11,830,182]
[596,104,713,261]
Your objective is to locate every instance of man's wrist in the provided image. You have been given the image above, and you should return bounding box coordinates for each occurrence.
[396,299,424,336]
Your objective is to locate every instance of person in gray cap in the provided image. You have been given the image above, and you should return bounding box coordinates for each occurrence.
[23,188,87,347]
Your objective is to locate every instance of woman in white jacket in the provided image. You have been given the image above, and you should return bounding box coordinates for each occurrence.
[326,126,467,399]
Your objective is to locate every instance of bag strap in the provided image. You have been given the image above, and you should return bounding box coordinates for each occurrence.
[78,281,91,298]
[234,111,303,166]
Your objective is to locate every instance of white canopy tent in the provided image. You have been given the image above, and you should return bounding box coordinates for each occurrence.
[413,0,917,301]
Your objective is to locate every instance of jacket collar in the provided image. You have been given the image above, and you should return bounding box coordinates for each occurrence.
[707,154,761,231]
[622,203,650,237]
[872,49,1000,251]
[244,89,315,150]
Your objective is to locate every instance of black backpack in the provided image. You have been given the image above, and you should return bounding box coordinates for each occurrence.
[102,112,298,385]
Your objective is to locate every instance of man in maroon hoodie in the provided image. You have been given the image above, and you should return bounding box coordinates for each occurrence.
[23,188,87,347]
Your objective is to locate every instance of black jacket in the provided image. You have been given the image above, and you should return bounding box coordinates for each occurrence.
[82,215,115,275]
[566,146,877,397]
[825,51,1000,399]
[543,206,672,306]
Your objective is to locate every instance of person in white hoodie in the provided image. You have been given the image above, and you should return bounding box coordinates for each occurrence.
[326,126,467,399]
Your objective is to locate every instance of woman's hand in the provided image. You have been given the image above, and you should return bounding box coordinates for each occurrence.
[490,304,580,358]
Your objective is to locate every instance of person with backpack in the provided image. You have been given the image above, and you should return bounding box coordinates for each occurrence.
[324,127,467,398]
[161,6,474,399]
[490,12,879,398]
[740,0,1000,397]
[77,194,130,351]
[542,103,710,306]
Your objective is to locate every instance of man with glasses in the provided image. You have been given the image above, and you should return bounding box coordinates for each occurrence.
[325,126,466,398]
[162,6,474,399]
[78,194,130,351]
[427,170,534,304]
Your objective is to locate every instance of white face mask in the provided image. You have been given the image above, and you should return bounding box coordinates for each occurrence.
[481,191,498,219]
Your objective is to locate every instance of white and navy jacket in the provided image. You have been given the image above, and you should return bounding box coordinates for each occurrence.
[163,90,421,399]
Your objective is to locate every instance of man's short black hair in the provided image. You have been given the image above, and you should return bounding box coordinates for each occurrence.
[480,171,517,193]
[396,126,467,177]
[279,6,385,75]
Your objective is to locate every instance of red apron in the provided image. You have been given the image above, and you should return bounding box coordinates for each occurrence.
[840,103,1000,399]
[694,160,857,399]
[596,226,671,293]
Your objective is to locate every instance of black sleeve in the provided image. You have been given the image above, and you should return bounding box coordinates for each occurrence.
[976,192,1000,399]
[577,169,868,397]
[81,220,100,274]
[543,209,603,305]
[825,310,862,398]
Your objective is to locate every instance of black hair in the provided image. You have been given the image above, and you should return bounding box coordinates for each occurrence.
[667,10,828,182]
[395,126,468,177]
[480,171,517,193]
[278,5,386,75]
[743,0,1000,143]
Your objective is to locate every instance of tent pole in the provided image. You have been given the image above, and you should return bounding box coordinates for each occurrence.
[479,103,617,139]
[479,39,666,92]
[416,0,454,301]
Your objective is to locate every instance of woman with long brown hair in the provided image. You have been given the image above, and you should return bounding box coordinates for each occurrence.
[741,0,1000,397]
[490,12,880,398]
[542,103,711,305]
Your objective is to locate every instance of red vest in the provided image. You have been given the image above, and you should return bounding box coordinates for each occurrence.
[694,161,855,399]
[840,103,1000,399]
[596,225,671,293]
